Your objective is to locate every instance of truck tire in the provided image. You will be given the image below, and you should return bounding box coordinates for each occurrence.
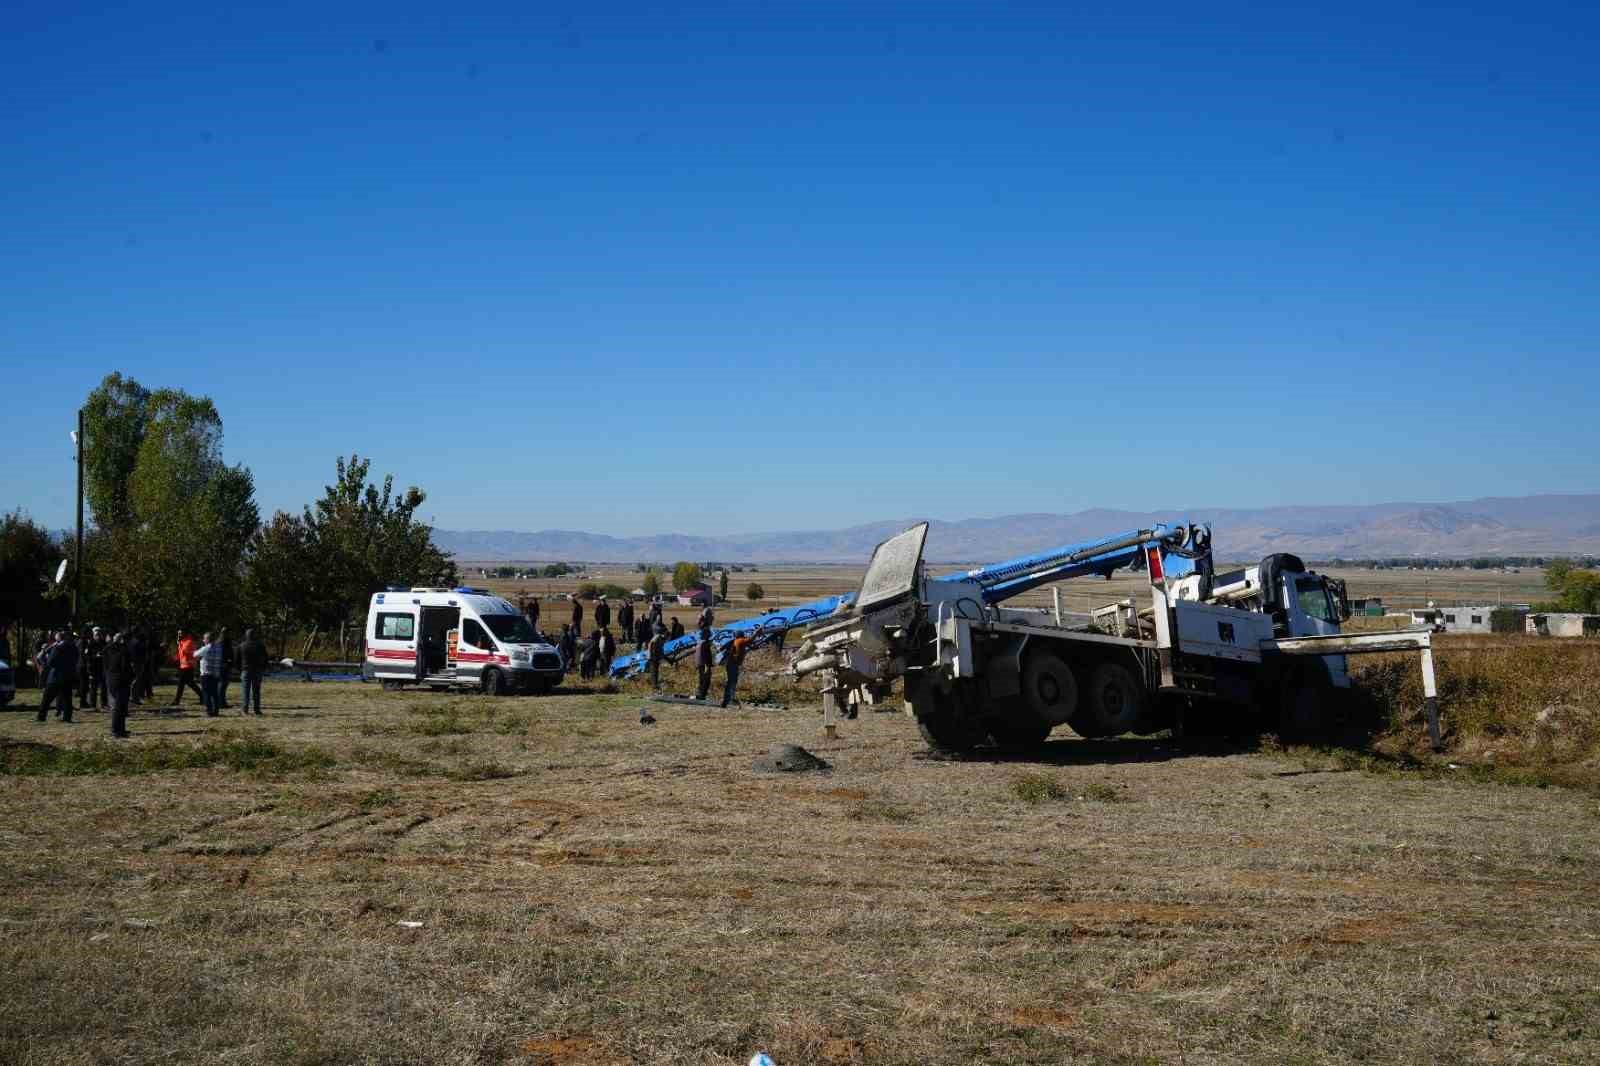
[906,677,986,753]
[986,711,1052,749]
[1278,665,1331,744]
[1072,661,1148,738]
[1021,653,1077,726]
[482,667,506,697]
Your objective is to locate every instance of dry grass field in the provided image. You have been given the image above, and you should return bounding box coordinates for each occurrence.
[4,638,1599,1065]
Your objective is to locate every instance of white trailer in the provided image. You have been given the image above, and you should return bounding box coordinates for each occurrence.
[792,523,1440,751]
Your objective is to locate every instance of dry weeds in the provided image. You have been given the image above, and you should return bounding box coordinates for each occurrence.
[1,642,1597,1064]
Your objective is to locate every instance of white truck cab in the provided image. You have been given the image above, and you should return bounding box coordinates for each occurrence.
[365,587,564,695]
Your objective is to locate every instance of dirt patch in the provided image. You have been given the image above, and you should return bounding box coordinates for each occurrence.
[520,1034,619,1063]
[1003,1005,1078,1031]
[964,898,1237,927]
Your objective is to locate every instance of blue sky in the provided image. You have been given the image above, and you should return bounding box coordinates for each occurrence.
[4,2,1596,535]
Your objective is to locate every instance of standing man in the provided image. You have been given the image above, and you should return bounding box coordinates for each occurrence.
[79,628,103,710]
[669,616,684,640]
[594,597,610,632]
[195,631,224,717]
[570,596,583,637]
[238,627,267,716]
[104,630,131,739]
[170,630,203,708]
[720,633,751,708]
[647,626,666,690]
[217,627,235,709]
[697,603,715,631]
[648,598,663,628]
[525,596,541,633]
[634,613,650,650]
[617,599,633,646]
[598,627,616,677]
[36,631,77,723]
[694,625,714,701]
[128,627,149,707]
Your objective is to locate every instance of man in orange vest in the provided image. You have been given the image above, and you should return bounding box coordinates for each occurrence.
[720,634,751,708]
[169,629,204,708]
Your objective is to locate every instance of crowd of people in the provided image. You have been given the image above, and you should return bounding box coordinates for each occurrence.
[543,596,749,706]
[29,625,270,738]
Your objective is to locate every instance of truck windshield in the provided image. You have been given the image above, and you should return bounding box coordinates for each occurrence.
[483,614,537,643]
[1295,578,1334,623]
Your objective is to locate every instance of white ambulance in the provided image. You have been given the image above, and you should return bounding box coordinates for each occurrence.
[364,586,564,695]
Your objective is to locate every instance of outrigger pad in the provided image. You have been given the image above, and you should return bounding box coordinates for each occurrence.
[856,522,929,613]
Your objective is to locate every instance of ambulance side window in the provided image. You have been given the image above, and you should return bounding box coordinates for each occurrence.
[464,619,493,649]
[375,612,415,640]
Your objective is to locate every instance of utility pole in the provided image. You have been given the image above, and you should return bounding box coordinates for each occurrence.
[72,408,84,628]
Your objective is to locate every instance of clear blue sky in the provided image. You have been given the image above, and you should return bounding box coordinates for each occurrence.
[5,2,1596,535]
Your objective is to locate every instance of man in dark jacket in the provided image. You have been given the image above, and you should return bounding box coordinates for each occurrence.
[525,597,540,631]
[127,628,149,706]
[694,626,714,701]
[570,597,583,635]
[648,599,663,627]
[37,631,77,723]
[669,617,684,640]
[104,631,131,738]
[634,614,651,649]
[594,597,610,631]
[237,627,268,715]
[80,628,105,709]
[617,600,634,645]
[217,627,235,708]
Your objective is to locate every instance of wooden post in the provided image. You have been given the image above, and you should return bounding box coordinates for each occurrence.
[821,669,839,740]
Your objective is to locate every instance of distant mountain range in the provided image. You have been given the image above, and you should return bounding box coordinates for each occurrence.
[434,493,1600,564]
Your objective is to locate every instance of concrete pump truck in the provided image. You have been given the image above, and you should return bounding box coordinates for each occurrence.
[788,522,1441,752]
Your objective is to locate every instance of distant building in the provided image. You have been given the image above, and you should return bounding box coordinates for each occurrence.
[676,585,714,607]
[1526,613,1600,637]
[1411,606,1526,634]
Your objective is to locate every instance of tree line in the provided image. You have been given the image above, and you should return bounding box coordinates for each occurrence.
[2,373,455,663]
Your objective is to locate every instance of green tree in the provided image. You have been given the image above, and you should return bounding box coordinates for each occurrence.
[295,455,457,633]
[672,561,703,592]
[745,582,765,601]
[242,512,315,650]
[87,381,258,630]
[1546,558,1574,592]
[642,569,661,597]
[0,510,67,625]
[718,569,729,601]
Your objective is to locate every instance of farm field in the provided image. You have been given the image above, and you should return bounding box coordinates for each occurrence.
[467,559,1552,629]
[3,653,1597,1065]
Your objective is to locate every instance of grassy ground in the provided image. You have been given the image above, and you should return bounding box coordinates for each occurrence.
[3,647,1599,1065]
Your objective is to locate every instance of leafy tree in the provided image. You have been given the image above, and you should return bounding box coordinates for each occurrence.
[718,569,729,601]
[642,569,661,597]
[745,582,764,601]
[672,561,702,592]
[87,382,258,630]
[81,372,152,531]
[0,510,67,625]
[242,512,315,650]
[1546,559,1574,592]
[576,582,600,600]
[293,455,456,632]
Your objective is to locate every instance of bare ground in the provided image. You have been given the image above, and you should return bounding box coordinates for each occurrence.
[2,669,1597,1065]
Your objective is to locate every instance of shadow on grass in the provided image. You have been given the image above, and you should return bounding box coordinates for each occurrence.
[941,734,1265,767]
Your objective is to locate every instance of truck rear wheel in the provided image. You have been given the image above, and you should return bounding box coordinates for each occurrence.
[1278,665,1331,744]
[1071,662,1148,737]
[1021,653,1077,725]
[906,676,986,753]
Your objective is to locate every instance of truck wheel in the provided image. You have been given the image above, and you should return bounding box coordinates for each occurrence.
[986,711,1052,749]
[482,667,506,697]
[907,678,985,753]
[1072,662,1148,737]
[1278,667,1330,744]
[1021,653,1077,725]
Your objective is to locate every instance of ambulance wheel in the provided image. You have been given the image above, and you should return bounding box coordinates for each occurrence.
[1071,661,1148,737]
[482,667,507,697]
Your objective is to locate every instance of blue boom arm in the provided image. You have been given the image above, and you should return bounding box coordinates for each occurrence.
[935,526,1196,604]
[608,594,855,679]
